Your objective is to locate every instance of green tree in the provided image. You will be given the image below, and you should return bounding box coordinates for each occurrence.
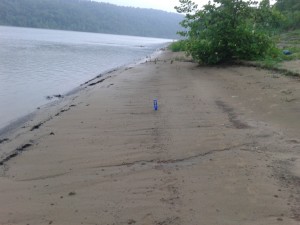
[254,0,285,32]
[175,0,280,64]
[275,0,300,30]
[275,0,300,12]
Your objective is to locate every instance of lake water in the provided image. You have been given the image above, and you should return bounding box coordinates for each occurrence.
[0,26,171,130]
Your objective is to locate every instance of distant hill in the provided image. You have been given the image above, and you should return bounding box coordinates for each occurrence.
[0,0,183,39]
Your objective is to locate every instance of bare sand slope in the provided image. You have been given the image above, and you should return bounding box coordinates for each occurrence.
[0,51,300,225]
[281,60,300,74]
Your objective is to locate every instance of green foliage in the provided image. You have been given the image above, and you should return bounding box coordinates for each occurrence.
[0,0,183,39]
[282,11,300,30]
[275,0,300,12]
[258,29,300,67]
[278,29,300,60]
[168,40,187,52]
[175,0,282,65]
[254,0,285,33]
[275,0,300,30]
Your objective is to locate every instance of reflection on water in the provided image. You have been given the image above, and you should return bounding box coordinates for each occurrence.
[0,26,170,129]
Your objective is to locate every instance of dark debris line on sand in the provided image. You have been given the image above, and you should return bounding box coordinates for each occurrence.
[0,142,33,166]
[0,138,9,144]
[0,73,113,168]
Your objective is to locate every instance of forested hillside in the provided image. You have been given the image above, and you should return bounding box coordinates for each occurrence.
[275,0,300,29]
[0,0,183,39]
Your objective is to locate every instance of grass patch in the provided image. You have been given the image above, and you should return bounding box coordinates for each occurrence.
[168,40,187,52]
[280,29,300,41]
[278,29,300,59]
[258,29,300,67]
[172,55,193,62]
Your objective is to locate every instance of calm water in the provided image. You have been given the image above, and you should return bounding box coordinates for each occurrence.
[0,26,171,129]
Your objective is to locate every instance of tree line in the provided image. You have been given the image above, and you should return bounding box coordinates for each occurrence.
[0,0,183,39]
[275,0,300,30]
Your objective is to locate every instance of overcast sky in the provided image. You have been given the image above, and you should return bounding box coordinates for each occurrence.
[95,0,212,12]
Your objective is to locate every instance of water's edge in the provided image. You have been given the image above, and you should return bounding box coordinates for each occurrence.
[0,48,165,139]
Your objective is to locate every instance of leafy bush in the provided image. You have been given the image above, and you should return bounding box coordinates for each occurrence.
[175,0,282,65]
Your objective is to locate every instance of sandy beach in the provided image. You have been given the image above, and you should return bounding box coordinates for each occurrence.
[0,50,300,225]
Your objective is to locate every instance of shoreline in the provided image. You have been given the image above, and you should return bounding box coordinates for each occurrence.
[0,61,128,164]
[0,24,171,133]
[0,50,299,224]
[0,48,165,141]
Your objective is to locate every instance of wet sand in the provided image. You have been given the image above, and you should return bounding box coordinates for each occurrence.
[0,51,300,225]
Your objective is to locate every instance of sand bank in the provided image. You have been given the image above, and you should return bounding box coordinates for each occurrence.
[0,51,300,225]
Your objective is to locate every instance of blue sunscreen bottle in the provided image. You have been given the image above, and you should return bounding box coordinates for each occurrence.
[153,99,158,111]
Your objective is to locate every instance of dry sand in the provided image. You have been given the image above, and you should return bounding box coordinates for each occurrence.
[0,51,300,225]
